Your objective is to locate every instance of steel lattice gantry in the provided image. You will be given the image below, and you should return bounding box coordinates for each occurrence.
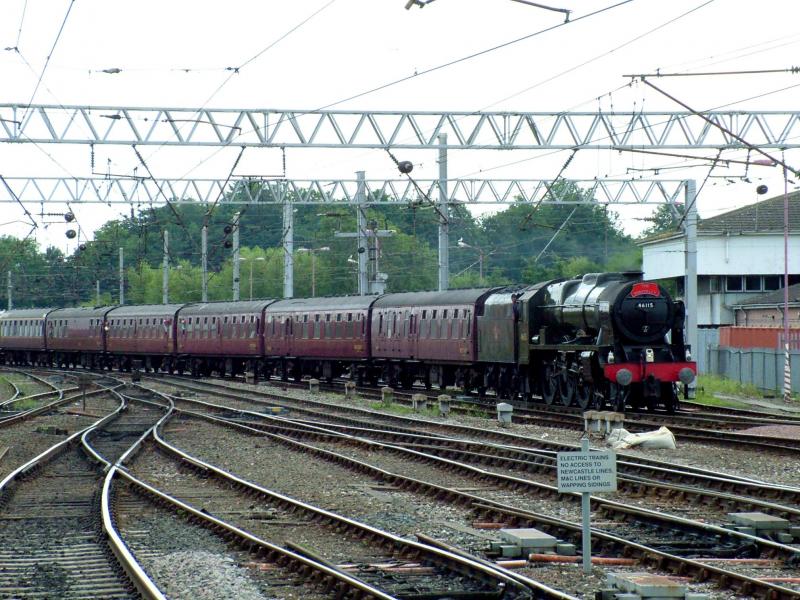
[0,177,687,205]
[1,104,800,148]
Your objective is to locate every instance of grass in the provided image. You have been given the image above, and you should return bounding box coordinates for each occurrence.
[9,397,41,410]
[692,374,767,409]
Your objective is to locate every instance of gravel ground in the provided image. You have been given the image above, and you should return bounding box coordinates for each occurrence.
[0,394,122,479]
[116,485,330,600]
[160,414,760,599]
[256,383,800,487]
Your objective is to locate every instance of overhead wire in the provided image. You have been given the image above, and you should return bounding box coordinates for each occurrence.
[13,0,28,50]
[21,0,75,122]
[178,0,637,180]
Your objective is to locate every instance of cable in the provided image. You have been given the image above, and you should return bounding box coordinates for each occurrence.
[21,0,75,122]
[131,146,195,245]
[519,149,577,229]
[14,0,28,50]
[317,0,634,110]
[482,0,716,110]
[674,148,722,230]
[178,0,634,179]
[137,1,337,174]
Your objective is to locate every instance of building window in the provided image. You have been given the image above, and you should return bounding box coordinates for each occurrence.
[763,275,781,291]
[725,276,743,292]
[745,275,761,292]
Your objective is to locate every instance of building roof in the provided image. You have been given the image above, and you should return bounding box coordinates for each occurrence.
[734,283,800,307]
[699,192,800,233]
[639,192,800,245]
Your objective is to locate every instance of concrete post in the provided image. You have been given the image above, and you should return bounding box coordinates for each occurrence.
[438,133,449,291]
[309,378,320,393]
[356,171,368,296]
[381,386,394,406]
[438,394,451,417]
[684,181,698,358]
[283,196,294,299]
[344,381,356,398]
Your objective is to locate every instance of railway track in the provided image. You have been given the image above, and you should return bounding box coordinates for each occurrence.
[159,401,800,599]
[133,377,800,598]
[0,392,148,599]
[142,374,800,490]
[114,385,560,600]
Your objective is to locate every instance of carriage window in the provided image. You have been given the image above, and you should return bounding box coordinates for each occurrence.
[379,314,383,334]
[347,313,352,321]
[453,309,459,318]
[443,309,448,319]
[315,314,320,322]
[336,313,342,322]
[432,310,437,319]
[422,310,427,319]
[325,313,331,321]
[303,314,308,323]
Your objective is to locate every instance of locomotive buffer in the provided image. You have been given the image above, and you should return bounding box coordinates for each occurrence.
[557,436,617,574]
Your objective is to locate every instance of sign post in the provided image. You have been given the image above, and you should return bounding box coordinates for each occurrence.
[557,436,617,574]
[77,374,91,412]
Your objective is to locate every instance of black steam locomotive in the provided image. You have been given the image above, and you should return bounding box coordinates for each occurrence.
[522,272,695,412]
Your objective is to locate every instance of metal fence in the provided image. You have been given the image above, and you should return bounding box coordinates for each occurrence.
[704,346,800,394]
[696,328,720,374]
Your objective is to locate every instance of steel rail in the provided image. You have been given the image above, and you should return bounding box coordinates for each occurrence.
[233,417,800,523]
[149,374,792,488]
[149,415,562,600]
[166,407,800,600]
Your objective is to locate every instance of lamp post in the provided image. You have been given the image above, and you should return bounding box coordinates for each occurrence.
[239,256,266,300]
[297,247,330,297]
[457,238,487,284]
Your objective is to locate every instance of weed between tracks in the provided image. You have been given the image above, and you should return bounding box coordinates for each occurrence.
[696,375,797,408]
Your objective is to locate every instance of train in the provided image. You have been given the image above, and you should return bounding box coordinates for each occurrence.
[0,271,696,412]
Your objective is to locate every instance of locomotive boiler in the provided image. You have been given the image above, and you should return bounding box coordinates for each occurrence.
[527,272,695,412]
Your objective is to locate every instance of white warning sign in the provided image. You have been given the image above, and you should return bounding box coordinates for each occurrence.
[557,450,617,493]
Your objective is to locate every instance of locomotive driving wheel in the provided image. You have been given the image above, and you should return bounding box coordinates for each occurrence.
[541,363,559,405]
[558,367,575,407]
[575,380,595,410]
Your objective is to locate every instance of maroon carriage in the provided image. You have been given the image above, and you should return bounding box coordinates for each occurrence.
[175,300,275,376]
[263,296,377,382]
[105,304,184,370]
[0,308,52,363]
[46,306,117,368]
[371,289,495,389]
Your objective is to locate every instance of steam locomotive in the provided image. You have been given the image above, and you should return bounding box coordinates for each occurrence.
[0,272,695,412]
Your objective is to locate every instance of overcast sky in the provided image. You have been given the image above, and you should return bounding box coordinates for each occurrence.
[1,0,798,251]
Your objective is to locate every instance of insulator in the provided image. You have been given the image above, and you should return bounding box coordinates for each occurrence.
[64,212,75,222]
[397,160,414,174]
[756,184,768,195]
[66,229,77,239]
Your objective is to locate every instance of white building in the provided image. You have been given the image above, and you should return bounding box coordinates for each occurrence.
[640,193,800,327]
